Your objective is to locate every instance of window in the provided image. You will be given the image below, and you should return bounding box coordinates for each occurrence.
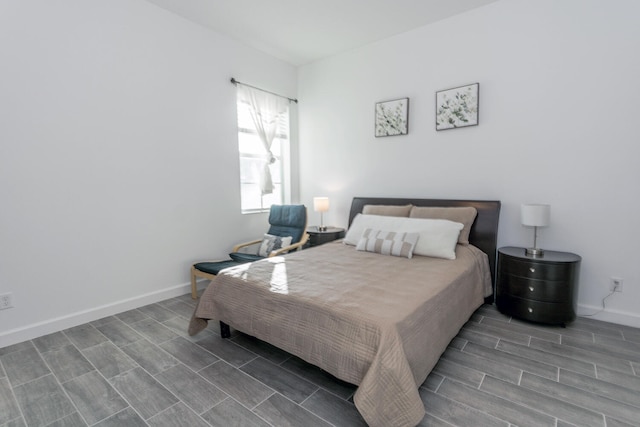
[236,87,291,213]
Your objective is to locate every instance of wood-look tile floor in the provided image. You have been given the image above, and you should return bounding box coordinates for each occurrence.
[1,295,640,427]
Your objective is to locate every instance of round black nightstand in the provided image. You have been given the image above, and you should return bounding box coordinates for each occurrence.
[496,246,581,326]
[306,226,345,247]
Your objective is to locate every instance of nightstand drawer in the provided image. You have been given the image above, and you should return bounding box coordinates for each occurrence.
[497,274,573,303]
[496,295,576,325]
[501,257,573,281]
[496,247,581,325]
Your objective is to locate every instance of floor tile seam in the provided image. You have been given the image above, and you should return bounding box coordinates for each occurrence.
[420,373,444,393]
[216,395,278,427]
[165,347,221,374]
[421,407,457,427]
[90,315,119,328]
[519,371,636,423]
[480,374,602,426]
[111,366,184,421]
[34,350,89,427]
[4,360,51,389]
[122,338,183,375]
[473,343,564,378]
[96,319,146,346]
[115,310,150,325]
[552,340,639,367]
[276,354,293,366]
[259,390,337,427]
[456,329,501,350]
[593,335,640,354]
[242,355,323,397]
[85,407,146,427]
[230,342,290,367]
[4,340,58,386]
[431,359,484,388]
[151,359,231,408]
[465,324,531,345]
[207,359,279,409]
[294,382,322,404]
[2,372,28,427]
[309,380,357,403]
[218,336,261,364]
[436,376,541,427]
[481,318,563,344]
[149,314,181,325]
[127,326,178,347]
[146,400,211,427]
[82,396,139,427]
[499,341,597,376]
[0,344,31,358]
[194,359,223,386]
[58,341,143,426]
[558,368,640,408]
[564,331,595,344]
[298,396,342,427]
[82,341,142,376]
[443,344,525,380]
[234,354,259,369]
[62,323,110,351]
[425,386,509,427]
[621,332,640,344]
[246,387,277,411]
[568,326,624,339]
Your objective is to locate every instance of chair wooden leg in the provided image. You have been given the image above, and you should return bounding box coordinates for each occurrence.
[190,266,198,299]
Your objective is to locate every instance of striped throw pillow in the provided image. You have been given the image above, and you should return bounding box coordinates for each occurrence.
[355,228,419,259]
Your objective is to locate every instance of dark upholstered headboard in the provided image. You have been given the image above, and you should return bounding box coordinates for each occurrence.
[348,197,501,300]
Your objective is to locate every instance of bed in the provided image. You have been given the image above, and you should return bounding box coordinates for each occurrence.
[189,197,501,427]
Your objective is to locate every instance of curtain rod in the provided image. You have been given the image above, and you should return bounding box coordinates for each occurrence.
[230,77,298,103]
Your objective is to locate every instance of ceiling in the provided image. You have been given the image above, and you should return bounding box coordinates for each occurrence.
[144,0,499,66]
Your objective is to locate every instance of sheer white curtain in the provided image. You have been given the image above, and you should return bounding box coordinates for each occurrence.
[237,84,289,195]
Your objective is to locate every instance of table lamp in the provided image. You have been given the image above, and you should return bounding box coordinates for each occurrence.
[313,197,329,231]
[521,204,550,257]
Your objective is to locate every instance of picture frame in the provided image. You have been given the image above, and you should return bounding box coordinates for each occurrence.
[435,83,479,131]
[375,97,409,137]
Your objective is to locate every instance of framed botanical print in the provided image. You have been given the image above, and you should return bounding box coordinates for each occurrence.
[375,98,409,137]
[436,83,479,131]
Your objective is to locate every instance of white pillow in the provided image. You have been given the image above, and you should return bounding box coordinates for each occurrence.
[356,228,419,259]
[345,214,463,259]
[257,234,292,257]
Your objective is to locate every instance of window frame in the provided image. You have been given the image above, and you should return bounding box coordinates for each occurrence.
[236,98,291,214]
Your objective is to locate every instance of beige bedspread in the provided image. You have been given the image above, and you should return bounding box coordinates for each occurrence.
[189,241,492,427]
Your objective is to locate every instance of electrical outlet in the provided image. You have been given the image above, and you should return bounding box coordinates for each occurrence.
[610,277,624,293]
[0,293,13,310]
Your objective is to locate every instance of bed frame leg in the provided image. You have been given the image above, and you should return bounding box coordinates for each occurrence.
[219,321,231,338]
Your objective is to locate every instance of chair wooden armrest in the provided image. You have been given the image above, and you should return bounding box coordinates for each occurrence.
[232,239,262,253]
[268,233,309,257]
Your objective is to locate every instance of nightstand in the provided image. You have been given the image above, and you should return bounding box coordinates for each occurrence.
[306,226,345,247]
[496,246,581,326]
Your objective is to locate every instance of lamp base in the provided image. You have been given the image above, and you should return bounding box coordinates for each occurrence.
[318,226,327,232]
[525,247,545,257]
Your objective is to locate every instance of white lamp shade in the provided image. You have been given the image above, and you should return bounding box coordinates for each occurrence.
[521,204,550,227]
[313,197,330,213]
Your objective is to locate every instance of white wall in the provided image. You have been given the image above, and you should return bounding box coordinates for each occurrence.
[298,0,640,326]
[0,0,297,346]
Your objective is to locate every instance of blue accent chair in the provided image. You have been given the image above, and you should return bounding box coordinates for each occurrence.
[190,204,308,298]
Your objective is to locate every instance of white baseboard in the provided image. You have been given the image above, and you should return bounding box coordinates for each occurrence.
[0,280,208,348]
[577,303,640,328]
